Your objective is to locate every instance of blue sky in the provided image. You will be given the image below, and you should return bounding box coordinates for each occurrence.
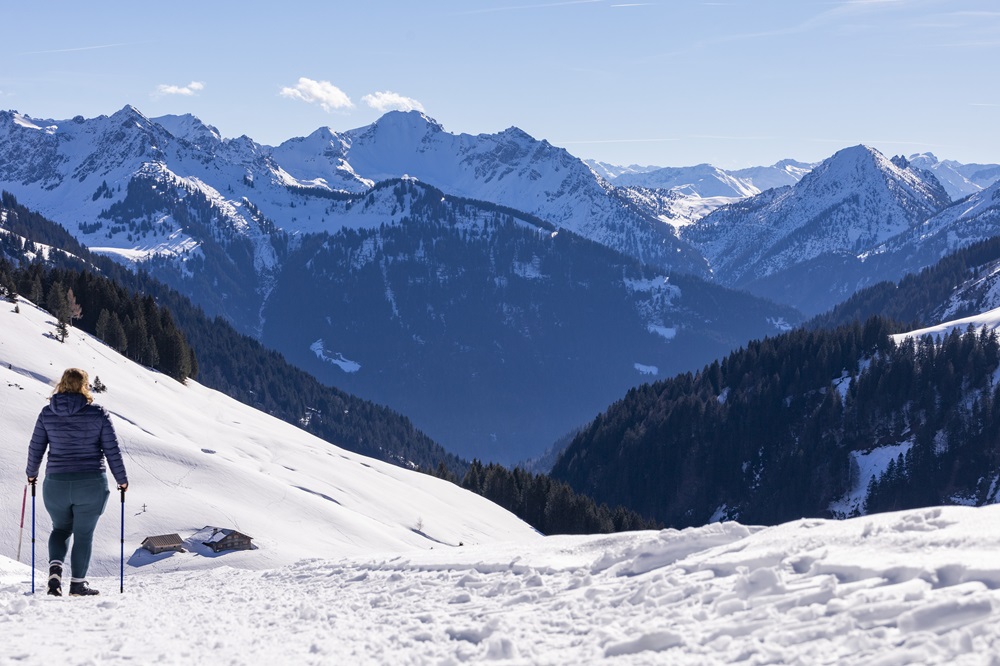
[2,0,997,169]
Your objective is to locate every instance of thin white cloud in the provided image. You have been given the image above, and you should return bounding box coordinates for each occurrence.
[362,91,425,113]
[456,1,600,16]
[280,77,354,112]
[17,42,134,56]
[154,81,205,97]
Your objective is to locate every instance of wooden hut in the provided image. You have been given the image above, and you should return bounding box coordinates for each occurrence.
[202,527,254,553]
[141,534,185,555]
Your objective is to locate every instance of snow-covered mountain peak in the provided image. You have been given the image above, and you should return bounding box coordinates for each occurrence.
[773,158,811,170]
[808,144,885,179]
[584,160,663,181]
[290,125,350,153]
[355,109,445,144]
[908,152,939,167]
[494,125,536,143]
[683,144,953,311]
[271,125,371,192]
[796,144,948,206]
[152,113,223,147]
[107,104,158,132]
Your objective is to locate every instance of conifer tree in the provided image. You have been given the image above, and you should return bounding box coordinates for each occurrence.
[46,281,71,324]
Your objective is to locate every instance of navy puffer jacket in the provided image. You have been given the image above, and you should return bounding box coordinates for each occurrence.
[26,393,128,486]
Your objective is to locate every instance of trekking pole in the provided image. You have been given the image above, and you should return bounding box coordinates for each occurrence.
[119,486,125,594]
[30,480,36,595]
[16,484,26,563]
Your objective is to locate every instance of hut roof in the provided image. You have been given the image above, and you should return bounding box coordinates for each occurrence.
[201,527,253,544]
[142,534,183,548]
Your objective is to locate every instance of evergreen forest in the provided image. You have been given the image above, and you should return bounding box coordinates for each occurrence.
[552,317,1000,527]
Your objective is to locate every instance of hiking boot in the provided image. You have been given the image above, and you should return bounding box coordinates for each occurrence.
[69,580,100,596]
[47,561,62,597]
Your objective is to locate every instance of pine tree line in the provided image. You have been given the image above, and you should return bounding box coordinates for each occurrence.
[430,461,659,535]
[809,235,1000,331]
[0,259,197,382]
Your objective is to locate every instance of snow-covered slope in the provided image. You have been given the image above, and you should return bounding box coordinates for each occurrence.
[867,178,1000,280]
[892,303,1000,343]
[0,296,538,579]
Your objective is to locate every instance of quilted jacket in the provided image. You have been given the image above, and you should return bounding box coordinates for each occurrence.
[26,392,128,486]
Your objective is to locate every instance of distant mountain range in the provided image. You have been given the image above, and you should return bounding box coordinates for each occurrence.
[3,105,1000,461]
[594,159,814,198]
[590,153,1000,202]
[0,106,799,462]
[907,152,1000,200]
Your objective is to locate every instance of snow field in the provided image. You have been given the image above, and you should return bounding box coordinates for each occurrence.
[6,508,1000,664]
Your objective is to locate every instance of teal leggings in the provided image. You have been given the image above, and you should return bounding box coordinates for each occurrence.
[43,473,110,579]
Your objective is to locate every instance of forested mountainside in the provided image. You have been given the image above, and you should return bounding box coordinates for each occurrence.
[810,235,1000,331]
[262,178,801,462]
[551,318,1000,527]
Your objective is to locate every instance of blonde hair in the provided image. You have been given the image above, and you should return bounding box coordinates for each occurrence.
[54,368,94,404]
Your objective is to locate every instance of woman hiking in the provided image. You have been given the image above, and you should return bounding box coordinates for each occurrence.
[25,367,129,597]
